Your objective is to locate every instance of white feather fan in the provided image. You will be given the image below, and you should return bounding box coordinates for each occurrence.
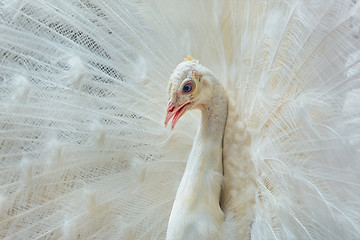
[0,0,359,239]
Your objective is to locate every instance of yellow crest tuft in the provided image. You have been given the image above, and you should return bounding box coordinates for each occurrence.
[184,56,195,62]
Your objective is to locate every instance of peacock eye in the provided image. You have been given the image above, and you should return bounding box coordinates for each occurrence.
[183,83,192,93]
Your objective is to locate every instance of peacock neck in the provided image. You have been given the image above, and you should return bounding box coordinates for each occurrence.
[194,90,228,175]
[166,84,228,239]
[200,90,228,143]
[182,84,227,200]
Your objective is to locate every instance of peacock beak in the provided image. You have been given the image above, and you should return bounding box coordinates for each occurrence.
[165,101,191,130]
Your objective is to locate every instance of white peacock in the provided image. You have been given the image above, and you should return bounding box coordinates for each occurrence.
[0,1,359,239]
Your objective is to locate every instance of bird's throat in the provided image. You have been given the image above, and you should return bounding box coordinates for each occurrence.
[166,85,228,240]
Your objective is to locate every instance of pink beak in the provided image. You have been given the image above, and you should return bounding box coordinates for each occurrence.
[164,101,191,130]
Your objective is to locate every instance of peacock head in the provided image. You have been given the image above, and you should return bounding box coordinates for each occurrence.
[165,58,214,130]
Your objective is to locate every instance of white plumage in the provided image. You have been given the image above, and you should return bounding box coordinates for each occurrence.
[165,60,228,239]
[0,0,360,239]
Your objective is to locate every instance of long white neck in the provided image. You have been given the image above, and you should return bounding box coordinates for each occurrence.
[166,82,228,240]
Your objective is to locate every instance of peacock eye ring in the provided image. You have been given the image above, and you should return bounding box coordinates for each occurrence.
[183,82,193,93]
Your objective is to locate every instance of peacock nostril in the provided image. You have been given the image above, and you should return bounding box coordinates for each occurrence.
[167,102,175,113]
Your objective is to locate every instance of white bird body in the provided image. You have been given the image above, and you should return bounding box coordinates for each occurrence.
[166,124,224,240]
[166,61,228,239]
[0,0,360,239]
